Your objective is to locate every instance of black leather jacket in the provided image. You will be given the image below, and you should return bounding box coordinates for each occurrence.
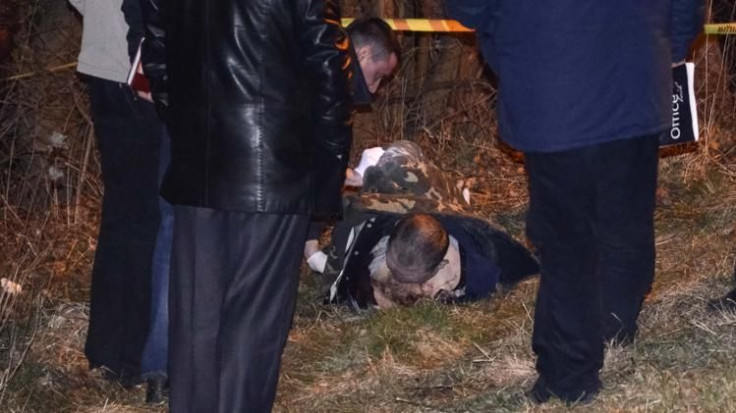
[120,0,145,62]
[140,0,353,217]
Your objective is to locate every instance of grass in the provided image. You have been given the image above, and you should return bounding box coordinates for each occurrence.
[5,134,736,413]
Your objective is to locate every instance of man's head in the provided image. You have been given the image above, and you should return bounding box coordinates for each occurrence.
[386,213,449,285]
[373,213,462,307]
[347,18,401,93]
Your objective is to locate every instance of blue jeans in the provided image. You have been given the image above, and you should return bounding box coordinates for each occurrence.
[141,129,173,378]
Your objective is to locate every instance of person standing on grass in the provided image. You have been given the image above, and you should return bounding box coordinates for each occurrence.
[139,0,352,411]
[119,0,174,403]
[70,0,163,388]
[445,0,703,404]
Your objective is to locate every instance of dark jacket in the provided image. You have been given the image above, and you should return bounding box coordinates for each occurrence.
[349,45,373,109]
[120,0,144,62]
[139,0,353,216]
[446,1,704,153]
[326,210,539,310]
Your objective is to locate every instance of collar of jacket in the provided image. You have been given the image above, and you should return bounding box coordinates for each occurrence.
[349,43,373,110]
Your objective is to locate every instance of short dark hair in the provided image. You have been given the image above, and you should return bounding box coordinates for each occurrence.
[386,213,448,284]
[346,17,401,64]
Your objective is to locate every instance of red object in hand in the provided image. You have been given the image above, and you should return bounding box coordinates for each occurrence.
[126,39,151,94]
[128,69,151,94]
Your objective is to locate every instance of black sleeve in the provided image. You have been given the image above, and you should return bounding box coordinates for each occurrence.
[139,0,169,116]
[120,0,144,62]
[298,0,354,219]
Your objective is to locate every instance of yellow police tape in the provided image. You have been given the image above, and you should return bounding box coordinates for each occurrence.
[341,18,472,32]
[705,23,736,35]
[342,18,736,36]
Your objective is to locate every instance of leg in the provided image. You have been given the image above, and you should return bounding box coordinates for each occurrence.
[526,147,603,403]
[217,214,308,412]
[595,135,659,344]
[84,77,162,380]
[168,206,229,412]
[168,207,308,412]
[142,129,173,402]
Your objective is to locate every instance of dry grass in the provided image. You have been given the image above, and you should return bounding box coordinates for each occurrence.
[3,1,736,412]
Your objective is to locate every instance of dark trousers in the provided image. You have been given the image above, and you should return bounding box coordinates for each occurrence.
[141,128,173,378]
[526,134,659,401]
[84,76,163,378]
[169,206,308,413]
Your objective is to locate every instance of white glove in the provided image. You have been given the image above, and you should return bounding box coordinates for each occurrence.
[353,146,385,177]
[306,251,328,273]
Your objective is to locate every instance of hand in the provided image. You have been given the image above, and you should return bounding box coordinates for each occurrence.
[304,239,320,259]
[344,168,364,187]
[136,90,153,102]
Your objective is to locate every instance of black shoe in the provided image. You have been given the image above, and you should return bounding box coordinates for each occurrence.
[527,378,551,405]
[528,377,598,406]
[526,387,550,405]
[120,372,144,389]
[146,375,168,404]
[708,288,736,312]
[95,366,143,389]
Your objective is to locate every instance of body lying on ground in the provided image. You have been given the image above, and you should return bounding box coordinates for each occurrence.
[324,210,539,309]
[305,140,538,310]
